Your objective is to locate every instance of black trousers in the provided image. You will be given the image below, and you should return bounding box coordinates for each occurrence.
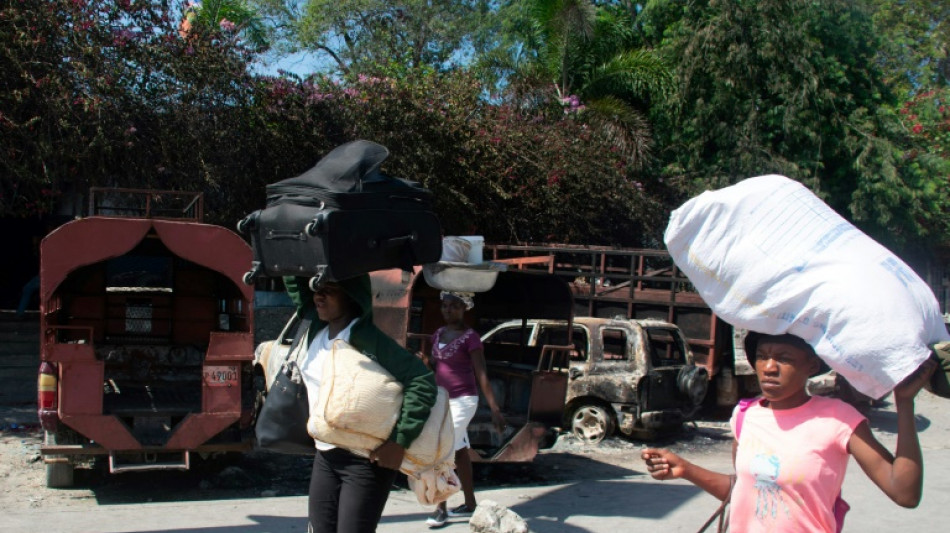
[308,448,398,533]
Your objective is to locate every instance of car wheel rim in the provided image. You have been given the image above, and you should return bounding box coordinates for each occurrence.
[572,406,607,443]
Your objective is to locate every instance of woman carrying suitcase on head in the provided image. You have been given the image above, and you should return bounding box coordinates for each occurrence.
[284,275,437,533]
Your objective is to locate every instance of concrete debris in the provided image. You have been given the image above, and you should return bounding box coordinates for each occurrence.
[470,499,529,533]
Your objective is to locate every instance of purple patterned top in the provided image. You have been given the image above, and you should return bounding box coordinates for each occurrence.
[431,327,482,398]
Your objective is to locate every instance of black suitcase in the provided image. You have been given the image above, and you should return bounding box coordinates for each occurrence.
[238,141,442,288]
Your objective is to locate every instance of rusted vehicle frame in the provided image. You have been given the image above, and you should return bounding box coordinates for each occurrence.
[38,189,256,486]
[482,316,706,442]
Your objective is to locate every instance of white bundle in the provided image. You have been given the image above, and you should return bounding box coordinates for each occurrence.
[408,463,462,506]
[308,340,403,452]
[308,340,459,485]
[401,387,456,476]
[665,175,948,398]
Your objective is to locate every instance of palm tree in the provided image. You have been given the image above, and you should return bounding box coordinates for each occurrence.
[180,0,268,50]
[496,0,671,169]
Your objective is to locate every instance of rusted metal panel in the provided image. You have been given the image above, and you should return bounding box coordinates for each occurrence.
[40,218,153,304]
[165,413,241,450]
[59,415,142,450]
[206,332,255,361]
[58,361,104,415]
[38,197,256,468]
[152,220,253,303]
[469,423,549,463]
[527,371,569,426]
[40,218,253,306]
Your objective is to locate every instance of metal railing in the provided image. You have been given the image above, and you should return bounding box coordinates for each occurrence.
[88,188,204,221]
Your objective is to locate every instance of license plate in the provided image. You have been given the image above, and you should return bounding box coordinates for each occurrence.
[203,365,239,387]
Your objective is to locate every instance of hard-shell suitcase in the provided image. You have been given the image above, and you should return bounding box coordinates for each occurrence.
[238,141,442,288]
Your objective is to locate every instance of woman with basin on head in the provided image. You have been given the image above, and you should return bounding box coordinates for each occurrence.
[284,275,437,533]
[423,291,506,528]
[641,332,936,533]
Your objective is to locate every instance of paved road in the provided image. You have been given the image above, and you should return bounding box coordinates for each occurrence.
[4,391,948,533]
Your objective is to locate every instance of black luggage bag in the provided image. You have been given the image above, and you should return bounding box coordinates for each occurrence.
[238,140,442,288]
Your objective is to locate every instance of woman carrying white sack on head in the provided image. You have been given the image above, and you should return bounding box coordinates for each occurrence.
[422,291,506,528]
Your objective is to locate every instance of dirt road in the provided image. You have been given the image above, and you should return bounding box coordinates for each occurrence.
[4,391,950,532]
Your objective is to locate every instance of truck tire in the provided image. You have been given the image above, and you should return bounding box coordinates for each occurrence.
[677,364,709,406]
[570,403,615,444]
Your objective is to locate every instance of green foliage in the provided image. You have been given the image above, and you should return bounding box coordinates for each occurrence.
[245,71,667,244]
[868,0,949,95]
[184,0,269,50]
[4,0,947,253]
[645,0,950,248]
[497,1,672,170]
[0,0,259,219]
[0,1,665,245]
[276,0,497,75]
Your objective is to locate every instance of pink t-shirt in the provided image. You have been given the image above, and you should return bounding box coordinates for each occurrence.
[431,327,482,398]
[729,395,865,533]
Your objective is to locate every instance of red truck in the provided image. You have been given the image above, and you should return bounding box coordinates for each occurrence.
[36,189,257,487]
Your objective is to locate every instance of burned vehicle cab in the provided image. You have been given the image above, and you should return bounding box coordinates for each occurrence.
[370,268,575,463]
[37,189,256,487]
[483,317,707,443]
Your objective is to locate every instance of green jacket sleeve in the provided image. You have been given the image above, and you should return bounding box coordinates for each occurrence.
[283,276,314,313]
[374,334,437,448]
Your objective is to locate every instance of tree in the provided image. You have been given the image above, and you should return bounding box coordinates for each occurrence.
[868,0,949,96]
[245,70,668,245]
[252,0,497,75]
[0,0,262,220]
[644,0,950,248]
[490,0,672,170]
[181,0,269,50]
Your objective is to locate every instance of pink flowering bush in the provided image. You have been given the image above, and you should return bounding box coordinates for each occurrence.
[245,71,665,244]
[1,1,665,245]
[1,0,258,219]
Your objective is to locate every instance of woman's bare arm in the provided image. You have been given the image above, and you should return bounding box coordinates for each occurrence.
[850,359,936,508]
[641,447,735,501]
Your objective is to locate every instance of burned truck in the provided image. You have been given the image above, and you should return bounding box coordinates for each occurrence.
[36,189,257,487]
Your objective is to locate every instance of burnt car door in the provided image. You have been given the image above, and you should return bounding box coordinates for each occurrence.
[640,327,694,411]
[569,325,640,405]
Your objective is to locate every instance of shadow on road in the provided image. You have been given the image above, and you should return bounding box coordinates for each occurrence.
[866,408,931,434]
[101,516,309,533]
[78,451,313,505]
[512,480,704,533]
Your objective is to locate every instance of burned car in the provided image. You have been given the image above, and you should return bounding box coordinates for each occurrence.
[482,317,708,443]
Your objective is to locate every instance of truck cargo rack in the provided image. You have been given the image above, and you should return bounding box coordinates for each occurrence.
[486,243,730,372]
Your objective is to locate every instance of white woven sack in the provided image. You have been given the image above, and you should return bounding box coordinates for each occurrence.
[665,174,949,398]
[307,340,403,452]
[401,387,455,476]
